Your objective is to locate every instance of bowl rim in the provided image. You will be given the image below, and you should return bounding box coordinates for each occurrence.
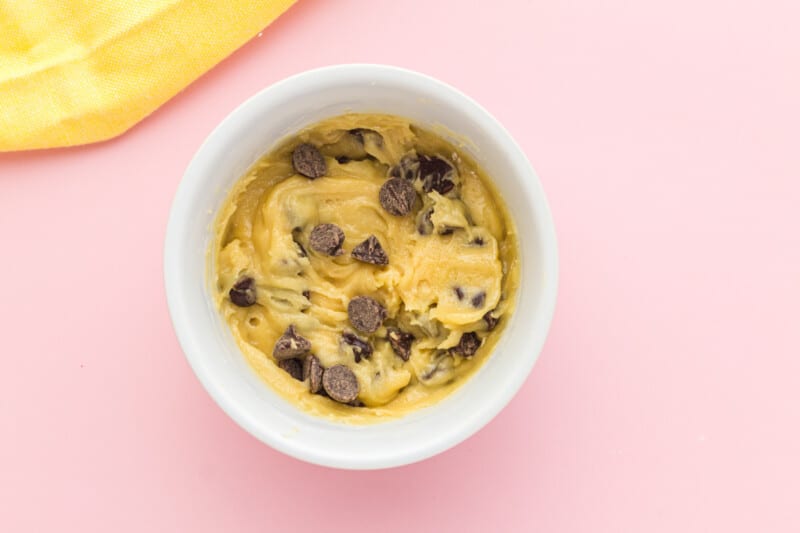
[164,63,559,469]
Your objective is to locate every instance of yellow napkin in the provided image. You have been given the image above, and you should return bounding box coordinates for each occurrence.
[0,0,296,151]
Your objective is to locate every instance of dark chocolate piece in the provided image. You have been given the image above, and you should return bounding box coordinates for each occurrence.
[387,327,415,361]
[471,291,486,308]
[292,228,307,257]
[484,312,499,331]
[229,276,257,307]
[349,128,383,146]
[351,235,389,265]
[272,325,312,360]
[309,223,345,256]
[349,128,366,143]
[451,332,482,357]
[342,332,373,363]
[292,143,327,179]
[379,177,417,216]
[418,154,455,194]
[303,354,324,394]
[347,296,387,334]
[416,207,434,235]
[278,358,303,381]
[322,365,360,403]
[389,154,421,181]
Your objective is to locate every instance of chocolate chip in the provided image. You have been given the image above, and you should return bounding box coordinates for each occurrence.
[484,312,499,331]
[303,354,324,393]
[389,154,420,181]
[387,327,415,361]
[349,128,382,146]
[302,290,311,300]
[379,177,417,216]
[418,155,455,194]
[452,332,482,357]
[292,143,327,179]
[349,128,366,143]
[420,352,455,384]
[454,286,464,300]
[471,291,486,308]
[342,332,373,363]
[335,155,350,164]
[351,235,389,265]
[322,365,360,403]
[347,296,387,334]
[278,358,304,381]
[416,207,434,235]
[292,227,307,257]
[309,223,345,256]
[229,276,257,307]
[272,325,312,360]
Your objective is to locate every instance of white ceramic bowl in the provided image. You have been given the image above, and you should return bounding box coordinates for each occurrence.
[164,64,558,470]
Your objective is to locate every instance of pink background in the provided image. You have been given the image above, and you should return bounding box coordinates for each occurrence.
[1,0,799,531]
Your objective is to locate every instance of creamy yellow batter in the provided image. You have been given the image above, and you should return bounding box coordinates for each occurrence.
[213,114,519,423]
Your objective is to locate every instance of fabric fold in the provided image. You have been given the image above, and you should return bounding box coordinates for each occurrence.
[0,0,296,151]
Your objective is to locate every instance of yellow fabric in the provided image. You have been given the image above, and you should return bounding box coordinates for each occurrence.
[0,0,296,151]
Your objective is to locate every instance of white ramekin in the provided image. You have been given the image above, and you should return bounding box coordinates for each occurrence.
[164,64,558,470]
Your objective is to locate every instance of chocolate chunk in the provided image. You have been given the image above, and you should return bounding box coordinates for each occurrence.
[452,332,482,357]
[272,325,312,360]
[351,235,389,265]
[292,143,327,179]
[278,358,304,381]
[322,365,360,403]
[416,207,434,235]
[428,177,454,195]
[349,128,367,143]
[349,128,382,146]
[302,290,311,300]
[347,296,387,334]
[342,332,373,363]
[229,276,257,307]
[303,354,324,393]
[454,286,464,300]
[389,154,421,181]
[379,177,417,216]
[309,223,345,256]
[418,154,455,194]
[387,327,415,361]
[484,312,499,331]
[420,352,455,384]
[471,291,486,308]
[292,228,307,257]
[335,155,350,164]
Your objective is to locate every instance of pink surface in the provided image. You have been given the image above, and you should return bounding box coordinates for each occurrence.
[1,0,799,530]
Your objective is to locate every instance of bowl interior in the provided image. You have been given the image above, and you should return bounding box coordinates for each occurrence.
[164,65,558,469]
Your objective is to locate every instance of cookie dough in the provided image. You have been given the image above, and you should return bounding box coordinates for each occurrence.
[213,114,520,423]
